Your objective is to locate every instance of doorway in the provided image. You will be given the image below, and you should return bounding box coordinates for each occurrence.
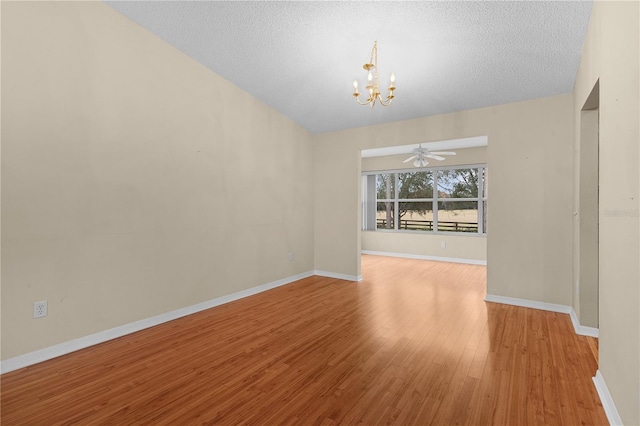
[578,81,599,329]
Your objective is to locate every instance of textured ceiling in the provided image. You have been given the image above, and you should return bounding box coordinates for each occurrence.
[105,1,592,134]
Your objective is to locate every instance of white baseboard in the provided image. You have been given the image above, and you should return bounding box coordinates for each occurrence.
[569,308,599,338]
[593,370,623,426]
[0,270,315,374]
[361,250,487,266]
[485,294,572,314]
[313,270,362,282]
[484,294,599,337]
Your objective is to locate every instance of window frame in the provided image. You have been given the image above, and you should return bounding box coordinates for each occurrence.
[362,164,487,235]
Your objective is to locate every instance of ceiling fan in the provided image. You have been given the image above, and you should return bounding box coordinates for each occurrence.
[403,144,456,167]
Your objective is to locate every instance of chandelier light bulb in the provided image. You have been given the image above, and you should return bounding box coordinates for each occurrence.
[367,71,373,82]
[390,72,396,83]
[353,80,358,90]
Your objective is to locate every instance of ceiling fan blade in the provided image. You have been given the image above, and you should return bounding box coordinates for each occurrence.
[429,151,456,156]
[426,155,446,161]
[403,155,418,163]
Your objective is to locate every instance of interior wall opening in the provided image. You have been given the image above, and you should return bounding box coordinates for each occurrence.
[358,137,488,282]
[579,80,600,329]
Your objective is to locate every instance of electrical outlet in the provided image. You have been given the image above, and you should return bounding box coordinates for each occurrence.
[33,301,47,318]
[441,242,446,249]
[288,252,294,262]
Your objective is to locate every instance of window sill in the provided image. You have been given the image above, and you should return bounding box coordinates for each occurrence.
[362,229,487,237]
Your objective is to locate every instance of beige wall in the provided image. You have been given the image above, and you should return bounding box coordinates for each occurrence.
[573,2,640,424]
[362,232,486,263]
[1,2,314,360]
[314,94,574,305]
[361,146,487,262]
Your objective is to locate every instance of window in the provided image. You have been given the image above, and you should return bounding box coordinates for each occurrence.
[362,165,487,234]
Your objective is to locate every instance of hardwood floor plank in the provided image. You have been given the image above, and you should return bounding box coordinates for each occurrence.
[1,255,607,425]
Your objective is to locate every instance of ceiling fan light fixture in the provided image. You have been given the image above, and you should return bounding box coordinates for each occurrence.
[353,41,395,108]
[404,144,457,167]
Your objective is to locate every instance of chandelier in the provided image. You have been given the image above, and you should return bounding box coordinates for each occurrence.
[352,41,395,108]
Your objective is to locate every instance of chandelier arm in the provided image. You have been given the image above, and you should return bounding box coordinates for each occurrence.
[378,96,393,107]
[354,95,373,106]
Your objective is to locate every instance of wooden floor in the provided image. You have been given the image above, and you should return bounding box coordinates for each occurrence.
[1,255,607,425]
